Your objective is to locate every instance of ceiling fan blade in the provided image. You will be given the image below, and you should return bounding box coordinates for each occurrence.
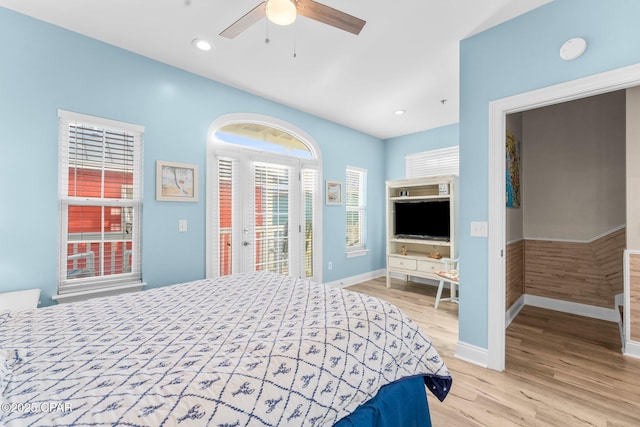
[219,2,267,39]
[296,0,366,35]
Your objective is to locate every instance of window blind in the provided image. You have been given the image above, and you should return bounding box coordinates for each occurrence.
[57,110,143,297]
[346,167,367,252]
[217,158,235,276]
[406,146,459,178]
[302,169,317,278]
[253,163,291,274]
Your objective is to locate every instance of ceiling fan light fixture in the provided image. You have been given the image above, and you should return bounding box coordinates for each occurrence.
[192,38,212,51]
[266,0,297,26]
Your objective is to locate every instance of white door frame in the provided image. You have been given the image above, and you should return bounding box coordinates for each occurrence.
[206,113,323,282]
[487,63,640,371]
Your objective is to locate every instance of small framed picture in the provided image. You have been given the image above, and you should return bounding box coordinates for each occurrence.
[156,160,198,202]
[326,180,342,205]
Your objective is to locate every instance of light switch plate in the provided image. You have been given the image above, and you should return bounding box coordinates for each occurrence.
[178,219,188,232]
[470,221,488,237]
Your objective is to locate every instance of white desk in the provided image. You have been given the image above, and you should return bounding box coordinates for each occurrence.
[0,289,41,311]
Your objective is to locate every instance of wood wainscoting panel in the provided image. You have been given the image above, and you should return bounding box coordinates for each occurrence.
[630,253,640,342]
[524,229,625,309]
[506,240,524,310]
[590,228,625,297]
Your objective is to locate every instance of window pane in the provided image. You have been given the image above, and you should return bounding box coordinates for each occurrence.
[303,169,317,278]
[216,123,312,159]
[68,125,134,199]
[66,205,133,278]
[346,168,367,250]
[346,212,361,247]
[254,164,290,274]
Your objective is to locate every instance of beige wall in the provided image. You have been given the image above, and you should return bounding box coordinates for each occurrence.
[627,86,640,250]
[522,91,626,241]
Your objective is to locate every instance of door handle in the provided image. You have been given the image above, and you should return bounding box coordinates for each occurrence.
[243,241,251,247]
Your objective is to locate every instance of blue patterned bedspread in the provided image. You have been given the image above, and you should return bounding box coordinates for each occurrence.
[0,272,451,426]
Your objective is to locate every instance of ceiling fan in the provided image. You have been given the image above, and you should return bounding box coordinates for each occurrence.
[219,0,366,39]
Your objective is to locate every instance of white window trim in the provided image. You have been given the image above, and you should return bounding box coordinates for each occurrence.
[345,165,368,257]
[346,249,368,258]
[54,110,144,303]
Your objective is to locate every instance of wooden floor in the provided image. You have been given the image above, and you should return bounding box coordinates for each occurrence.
[347,277,640,426]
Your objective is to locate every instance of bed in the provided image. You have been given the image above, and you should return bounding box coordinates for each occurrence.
[0,271,451,426]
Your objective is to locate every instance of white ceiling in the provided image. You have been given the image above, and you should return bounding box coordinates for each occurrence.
[0,0,552,139]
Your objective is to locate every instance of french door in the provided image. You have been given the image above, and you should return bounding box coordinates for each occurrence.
[215,153,318,281]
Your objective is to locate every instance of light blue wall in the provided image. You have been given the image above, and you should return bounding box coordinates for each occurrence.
[321,126,386,283]
[0,7,385,304]
[459,0,640,348]
[384,124,459,181]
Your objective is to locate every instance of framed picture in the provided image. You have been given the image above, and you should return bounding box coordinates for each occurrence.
[326,180,342,205]
[505,130,521,208]
[156,160,198,202]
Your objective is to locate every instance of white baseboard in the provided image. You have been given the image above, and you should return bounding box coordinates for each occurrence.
[624,340,640,359]
[505,295,525,328]
[455,341,488,368]
[524,294,617,323]
[324,269,386,289]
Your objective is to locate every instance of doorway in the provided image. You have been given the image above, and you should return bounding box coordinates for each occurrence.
[206,114,322,283]
[505,91,625,324]
[487,64,640,371]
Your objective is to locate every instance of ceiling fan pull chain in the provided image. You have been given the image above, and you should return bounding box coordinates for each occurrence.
[293,20,297,58]
[265,18,270,44]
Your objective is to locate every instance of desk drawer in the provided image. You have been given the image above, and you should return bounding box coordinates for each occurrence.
[388,256,417,270]
[417,259,440,274]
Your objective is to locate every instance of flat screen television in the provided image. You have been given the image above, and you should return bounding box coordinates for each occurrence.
[394,200,450,241]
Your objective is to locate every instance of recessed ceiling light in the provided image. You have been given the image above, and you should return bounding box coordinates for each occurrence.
[394,109,406,116]
[192,38,213,51]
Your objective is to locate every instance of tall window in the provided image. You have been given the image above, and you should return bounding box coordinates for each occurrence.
[346,166,367,256]
[56,110,143,300]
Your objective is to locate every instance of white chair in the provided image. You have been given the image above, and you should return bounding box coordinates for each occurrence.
[434,257,459,309]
